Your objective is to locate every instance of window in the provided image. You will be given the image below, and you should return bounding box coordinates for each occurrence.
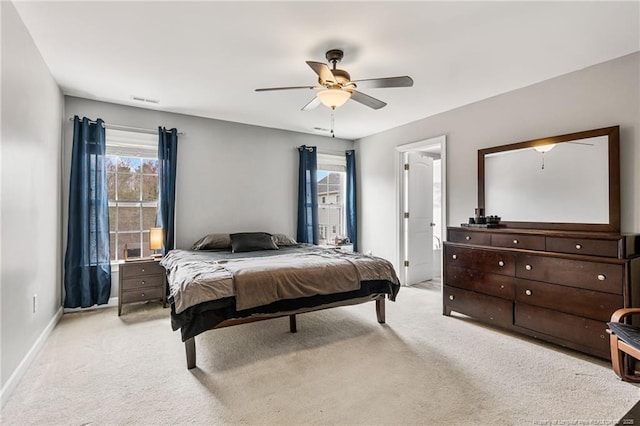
[319,225,327,240]
[317,153,347,245]
[105,129,159,261]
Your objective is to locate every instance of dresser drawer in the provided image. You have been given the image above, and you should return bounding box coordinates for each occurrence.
[514,304,609,356]
[545,237,620,258]
[514,278,623,322]
[445,266,515,299]
[444,285,513,327]
[516,254,623,295]
[121,274,164,291]
[446,245,515,275]
[491,233,545,251]
[120,261,164,278]
[448,229,491,245]
[121,286,165,304]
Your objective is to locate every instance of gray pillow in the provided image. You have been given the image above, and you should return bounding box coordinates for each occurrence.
[230,232,279,253]
[272,233,297,247]
[191,233,231,250]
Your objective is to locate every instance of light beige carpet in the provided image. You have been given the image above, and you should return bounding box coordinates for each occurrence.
[2,286,638,425]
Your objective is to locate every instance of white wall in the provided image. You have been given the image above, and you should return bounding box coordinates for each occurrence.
[1,1,64,404]
[356,52,640,270]
[64,97,353,297]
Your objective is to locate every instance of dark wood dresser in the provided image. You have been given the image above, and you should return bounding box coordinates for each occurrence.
[443,226,640,359]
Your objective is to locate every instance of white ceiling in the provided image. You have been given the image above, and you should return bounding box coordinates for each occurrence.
[13,1,640,141]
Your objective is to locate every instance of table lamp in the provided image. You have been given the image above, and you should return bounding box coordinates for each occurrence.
[149,227,163,259]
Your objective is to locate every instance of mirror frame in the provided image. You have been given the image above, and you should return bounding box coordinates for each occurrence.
[478,126,620,232]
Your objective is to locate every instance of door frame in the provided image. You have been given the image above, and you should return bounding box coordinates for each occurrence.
[395,135,447,286]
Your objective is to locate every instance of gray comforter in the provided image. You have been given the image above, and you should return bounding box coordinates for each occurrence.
[161,245,400,314]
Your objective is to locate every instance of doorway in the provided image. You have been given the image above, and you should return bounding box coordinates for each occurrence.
[396,135,446,287]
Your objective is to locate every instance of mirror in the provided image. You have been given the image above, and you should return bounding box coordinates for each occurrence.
[478,126,620,232]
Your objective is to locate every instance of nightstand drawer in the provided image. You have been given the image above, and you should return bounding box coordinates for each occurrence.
[121,287,164,304]
[121,261,164,278]
[121,274,164,291]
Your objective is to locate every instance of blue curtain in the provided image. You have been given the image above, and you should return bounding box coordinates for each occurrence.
[157,127,178,254]
[64,116,111,308]
[346,150,358,252]
[296,145,318,244]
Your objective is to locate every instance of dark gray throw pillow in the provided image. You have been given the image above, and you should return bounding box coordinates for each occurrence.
[191,233,231,250]
[230,232,279,253]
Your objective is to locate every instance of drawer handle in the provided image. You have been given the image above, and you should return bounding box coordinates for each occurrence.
[575,244,582,250]
[452,254,457,260]
[141,268,145,272]
[597,274,606,281]
[525,264,532,271]
[498,260,505,267]
[449,295,455,300]
[500,285,505,289]
[513,239,519,244]
[465,236,471,241]
[525,289,532,296]
[141,292,145,297]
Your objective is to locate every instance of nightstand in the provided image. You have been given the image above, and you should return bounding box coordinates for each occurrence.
[118,259,167,316]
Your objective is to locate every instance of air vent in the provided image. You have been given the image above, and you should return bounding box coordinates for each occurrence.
[131,96,159,104]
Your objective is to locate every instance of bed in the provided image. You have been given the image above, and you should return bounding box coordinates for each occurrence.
[160,232,401,369]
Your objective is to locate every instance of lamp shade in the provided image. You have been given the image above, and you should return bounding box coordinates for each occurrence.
[149,227,163,251]
[317,89,351,109]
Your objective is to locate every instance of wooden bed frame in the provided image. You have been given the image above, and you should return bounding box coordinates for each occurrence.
[184,296,386,369]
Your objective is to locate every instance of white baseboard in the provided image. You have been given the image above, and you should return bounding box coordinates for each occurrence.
[63,296,118,314]
[1,306,63,409]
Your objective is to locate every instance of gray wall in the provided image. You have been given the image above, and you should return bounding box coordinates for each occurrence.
[64,97,354,297]
[1,1,64,398]
[356,52,640,269]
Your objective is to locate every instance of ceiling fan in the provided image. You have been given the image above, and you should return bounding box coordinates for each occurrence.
[255,49,414,111]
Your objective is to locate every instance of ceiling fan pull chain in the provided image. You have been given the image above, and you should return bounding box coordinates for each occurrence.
[331,110,335,138]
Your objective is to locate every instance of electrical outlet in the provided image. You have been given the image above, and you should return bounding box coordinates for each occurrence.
[33,294,38,313]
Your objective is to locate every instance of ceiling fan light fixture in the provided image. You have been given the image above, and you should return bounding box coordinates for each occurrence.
[534,144,555,153]
[317,89,351,109]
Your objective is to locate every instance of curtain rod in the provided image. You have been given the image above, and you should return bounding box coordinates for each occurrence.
[298,146,353,156]
[68,117,184,136]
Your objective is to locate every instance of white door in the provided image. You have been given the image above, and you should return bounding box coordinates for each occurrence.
[405,152,434,285]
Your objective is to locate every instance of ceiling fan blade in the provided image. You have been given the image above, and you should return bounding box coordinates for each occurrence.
[349,90,387,110]
[301,97,321,111]
[306,61,336,85]
[351,76,414,89]
[255,85,319,92]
